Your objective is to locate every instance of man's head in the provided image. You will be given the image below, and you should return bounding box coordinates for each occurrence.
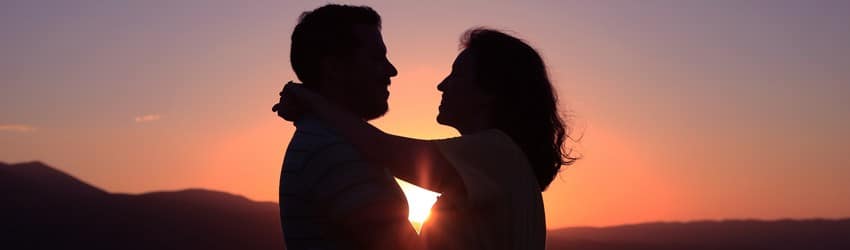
[291,4,397,120]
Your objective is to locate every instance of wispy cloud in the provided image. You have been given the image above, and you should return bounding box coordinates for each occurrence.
[134,114,161,123]
[0,124,37,133]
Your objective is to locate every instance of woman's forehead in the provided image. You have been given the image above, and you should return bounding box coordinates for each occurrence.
[453,50,475,69]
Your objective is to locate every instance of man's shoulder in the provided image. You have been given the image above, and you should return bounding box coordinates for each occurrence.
[296,117,340,137]
[281,118,405,209]
[288,118,346,151]
[283,118,362,174]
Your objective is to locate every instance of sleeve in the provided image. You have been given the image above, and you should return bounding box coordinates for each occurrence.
[434,130,511,208]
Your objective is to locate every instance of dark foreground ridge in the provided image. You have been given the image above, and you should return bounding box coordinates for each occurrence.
[2,161,848,250]
[0,161,283,250]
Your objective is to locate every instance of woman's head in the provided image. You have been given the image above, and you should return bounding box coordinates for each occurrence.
[437,28,577,190]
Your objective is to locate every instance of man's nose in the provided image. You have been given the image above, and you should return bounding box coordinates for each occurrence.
[437,78,447,92]
[387,60,398,77]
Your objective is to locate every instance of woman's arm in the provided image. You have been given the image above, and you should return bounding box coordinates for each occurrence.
[282,83,463,194]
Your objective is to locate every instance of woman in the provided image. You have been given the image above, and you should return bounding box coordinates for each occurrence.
[275,28,576,249]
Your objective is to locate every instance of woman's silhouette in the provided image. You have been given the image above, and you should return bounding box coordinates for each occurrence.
[275,28,577,250]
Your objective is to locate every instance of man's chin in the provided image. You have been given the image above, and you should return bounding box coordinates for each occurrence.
[360,105,389,121]
[436,113,452,126]
[436,113,461,129]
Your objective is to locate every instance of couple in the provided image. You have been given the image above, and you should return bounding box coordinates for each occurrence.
[273,4,575,250]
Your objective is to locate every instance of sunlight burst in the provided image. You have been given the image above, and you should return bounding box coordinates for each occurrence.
[395,178,441,233]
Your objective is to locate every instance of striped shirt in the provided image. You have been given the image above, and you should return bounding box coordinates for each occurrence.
[279,117,416,250]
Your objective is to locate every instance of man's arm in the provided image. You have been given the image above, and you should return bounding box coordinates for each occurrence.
[334,198,421,250]
[306,143,422,250]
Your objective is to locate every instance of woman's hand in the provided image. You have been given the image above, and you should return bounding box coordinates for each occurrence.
[272,81,312,121]
[271,82,458,194]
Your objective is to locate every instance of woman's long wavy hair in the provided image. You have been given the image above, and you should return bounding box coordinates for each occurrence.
[461,28,578,190]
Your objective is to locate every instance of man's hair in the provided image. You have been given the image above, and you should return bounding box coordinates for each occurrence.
[290,4,382,85]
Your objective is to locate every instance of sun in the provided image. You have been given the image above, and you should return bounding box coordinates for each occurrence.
[395,178,441,233]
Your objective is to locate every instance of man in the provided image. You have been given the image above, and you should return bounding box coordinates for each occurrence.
[273,4,419,250]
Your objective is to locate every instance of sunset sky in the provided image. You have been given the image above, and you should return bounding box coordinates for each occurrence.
[2,0,849,229]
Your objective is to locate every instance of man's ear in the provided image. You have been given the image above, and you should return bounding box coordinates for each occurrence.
[319,56,332,72]
[315,56,335,90]
[318,56,342,83]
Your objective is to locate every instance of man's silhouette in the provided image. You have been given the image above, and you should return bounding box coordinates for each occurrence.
[277,4,419,250]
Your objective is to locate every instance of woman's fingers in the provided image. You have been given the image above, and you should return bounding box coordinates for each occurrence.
[274,81,304,121]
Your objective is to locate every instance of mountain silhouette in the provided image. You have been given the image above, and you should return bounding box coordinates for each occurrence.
[2,161,849,249]
[547,219,850,250]
[0,161,283,250]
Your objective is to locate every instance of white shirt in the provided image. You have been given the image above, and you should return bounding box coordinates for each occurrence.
[421,129,546,250]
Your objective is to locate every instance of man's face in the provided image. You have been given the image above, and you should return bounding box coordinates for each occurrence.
[325,25,398,120]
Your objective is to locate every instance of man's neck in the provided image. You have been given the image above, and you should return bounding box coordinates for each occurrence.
[306,81,371,122]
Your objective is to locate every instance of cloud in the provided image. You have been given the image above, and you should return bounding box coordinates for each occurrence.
[0,124,37,133]
[134,114,161,123]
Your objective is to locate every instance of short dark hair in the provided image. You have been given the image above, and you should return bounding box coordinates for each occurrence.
[461,28,578,190]
[290,4,381,84]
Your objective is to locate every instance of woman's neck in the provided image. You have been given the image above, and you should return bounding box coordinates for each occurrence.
[454,118,493,135]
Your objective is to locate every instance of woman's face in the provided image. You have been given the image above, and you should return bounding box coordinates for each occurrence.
[437,50,493,132]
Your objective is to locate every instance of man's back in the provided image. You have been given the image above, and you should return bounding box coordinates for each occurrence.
[279,118,417,250]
